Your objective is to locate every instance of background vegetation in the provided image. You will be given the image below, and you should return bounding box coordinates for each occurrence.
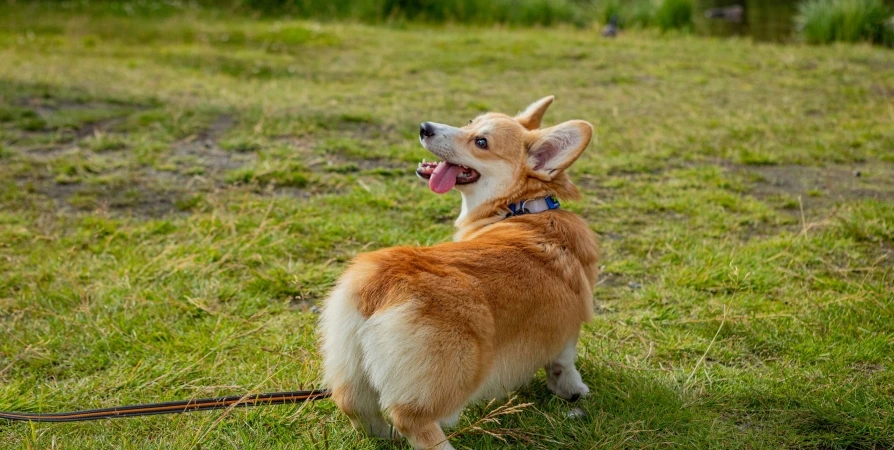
[230,0,590,26]
[797,0,894,46]
[1,1,893,449]
[48,0,894,46]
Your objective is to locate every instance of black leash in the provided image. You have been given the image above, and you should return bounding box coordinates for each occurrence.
[0,389,331,423]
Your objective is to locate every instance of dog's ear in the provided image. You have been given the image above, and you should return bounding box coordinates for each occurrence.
[515,96,554,130]
[527,120,593,179]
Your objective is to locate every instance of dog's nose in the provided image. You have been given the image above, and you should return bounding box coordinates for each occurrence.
[420,122,436,139]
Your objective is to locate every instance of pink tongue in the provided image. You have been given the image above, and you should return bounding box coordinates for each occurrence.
[429,162,460,194]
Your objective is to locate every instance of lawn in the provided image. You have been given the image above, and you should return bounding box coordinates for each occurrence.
[1,3,893,449]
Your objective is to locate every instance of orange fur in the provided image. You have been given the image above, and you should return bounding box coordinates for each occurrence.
[320,97,598,450]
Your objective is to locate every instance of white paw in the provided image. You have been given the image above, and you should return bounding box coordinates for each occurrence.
[355,418,399,441]
[439,410,462,429]
[546,366,589,402]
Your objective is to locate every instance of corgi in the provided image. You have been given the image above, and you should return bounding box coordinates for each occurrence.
[320,96,599,450]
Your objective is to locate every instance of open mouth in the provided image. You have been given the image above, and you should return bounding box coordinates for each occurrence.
[416,160,481,194]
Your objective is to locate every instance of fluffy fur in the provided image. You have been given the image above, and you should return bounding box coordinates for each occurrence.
[320,96,599,449]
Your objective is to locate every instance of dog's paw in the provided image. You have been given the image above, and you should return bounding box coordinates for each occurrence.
[439,410,463,429]
[551,380,590,402]
[546,367,590,402]
[356,418,401,441]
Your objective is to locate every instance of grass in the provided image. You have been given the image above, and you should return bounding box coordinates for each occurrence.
[598,0,696,31]
[157,0,593,26]
[1,2,894,449]
[78,0,700,30]
[797,0,894,46]
[654,0,693,31]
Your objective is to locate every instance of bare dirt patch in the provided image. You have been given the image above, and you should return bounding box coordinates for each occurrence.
[26,98,139,134]
[36,177,183,218]
[731,163,894,213]
[171,114,254,175]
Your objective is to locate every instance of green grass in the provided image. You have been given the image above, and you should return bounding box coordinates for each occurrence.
[797,0,894,46]
[1,2,894,449]
[597,0,694,32]
[654,0,693,31]
[87,0,595,27]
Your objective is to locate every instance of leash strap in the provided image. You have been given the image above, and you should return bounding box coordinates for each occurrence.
[0,389,331,423]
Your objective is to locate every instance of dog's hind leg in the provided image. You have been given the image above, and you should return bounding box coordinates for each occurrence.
[545,332,590,401]
[330,375,393,439]
[438,408,463,429]
[320,280,393,439]
[359,301,491,449]
[391,407,455,450]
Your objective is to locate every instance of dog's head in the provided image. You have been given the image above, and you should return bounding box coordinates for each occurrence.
[417,96,593,213]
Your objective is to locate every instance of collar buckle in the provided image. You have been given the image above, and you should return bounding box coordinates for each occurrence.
[505,195,560,218]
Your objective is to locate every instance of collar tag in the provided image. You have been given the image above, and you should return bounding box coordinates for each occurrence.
[505,195,561,218]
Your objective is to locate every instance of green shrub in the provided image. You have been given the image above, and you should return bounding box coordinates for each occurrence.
[797,0,894,46]
[628,1,659,28]
[598,0,693,31]
[654,0,692,31]
[235,0,587,26]
[598,0,655,29]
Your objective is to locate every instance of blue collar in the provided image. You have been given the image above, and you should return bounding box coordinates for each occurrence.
[505,195,561,218]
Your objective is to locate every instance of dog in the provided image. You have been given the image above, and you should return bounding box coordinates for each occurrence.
[320,96,599,449]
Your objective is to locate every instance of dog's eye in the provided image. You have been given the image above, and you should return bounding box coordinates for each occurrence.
[475,138,488,149]
[468,120,473,125]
